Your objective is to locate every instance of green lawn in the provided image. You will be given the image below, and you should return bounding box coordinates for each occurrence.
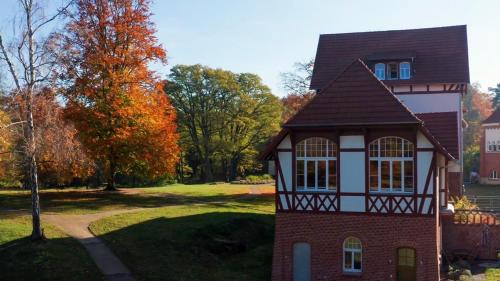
[0,183,274,214]
[0,216,103,281]
[89,185,275,281]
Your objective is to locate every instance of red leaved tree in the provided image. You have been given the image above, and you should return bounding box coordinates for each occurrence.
[57,0,179,190]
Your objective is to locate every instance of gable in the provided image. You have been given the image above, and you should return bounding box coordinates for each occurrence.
[311,25,469,90]
[285,59,421,127]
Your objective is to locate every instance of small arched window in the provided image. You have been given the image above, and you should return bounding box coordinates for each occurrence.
[343,237,362,273]
[399,62,411,79]
[369,137,414,193]
[374,63,385,80]
[490,169,498,180]
[296,137,337,191]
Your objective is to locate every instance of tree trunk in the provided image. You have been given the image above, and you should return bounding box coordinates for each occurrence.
[229,156,239,182]
[105,150,116,191]
[202,156,213,182]
[27,91,43,240]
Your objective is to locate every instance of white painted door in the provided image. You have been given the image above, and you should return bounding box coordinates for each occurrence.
[293,243,311,281]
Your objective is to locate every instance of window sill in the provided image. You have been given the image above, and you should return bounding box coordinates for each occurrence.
[342,271,362,277]
[369,191,413,195]
[296,189,337,193]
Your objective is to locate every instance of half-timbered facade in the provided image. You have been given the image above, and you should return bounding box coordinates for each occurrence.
[263,26,469,281]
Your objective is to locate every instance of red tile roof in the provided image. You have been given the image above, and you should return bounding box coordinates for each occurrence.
[483,107,500,124]
[310,25,469,90]
[284,59,421,127]
[416,112,459,158]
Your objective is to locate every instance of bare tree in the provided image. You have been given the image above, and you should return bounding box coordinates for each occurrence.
[0,0,71,240]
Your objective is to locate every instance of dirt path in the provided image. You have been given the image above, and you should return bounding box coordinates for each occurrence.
[43,209,142,281]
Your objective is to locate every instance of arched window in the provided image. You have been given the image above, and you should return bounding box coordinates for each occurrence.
[343,237,362,273]
[369,137,414,193]
[490,169,498,180]
[296,137,337,191]
[374,63,385,80]
[399,62,411,79]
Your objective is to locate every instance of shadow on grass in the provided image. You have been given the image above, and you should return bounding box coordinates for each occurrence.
[0,190,275,214]
[95,212,275,281]
[0,236,103,281]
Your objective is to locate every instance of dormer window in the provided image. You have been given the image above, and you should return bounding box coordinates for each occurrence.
[387,63,398,80]
[374,63,385,80]
[399,62,411,79]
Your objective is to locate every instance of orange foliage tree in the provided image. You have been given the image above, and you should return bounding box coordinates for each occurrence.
[57,0,179,189]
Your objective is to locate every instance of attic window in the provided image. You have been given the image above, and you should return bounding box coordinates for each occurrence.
[400,62,411,79]
[387,63,398,80]
[374,63,385,80]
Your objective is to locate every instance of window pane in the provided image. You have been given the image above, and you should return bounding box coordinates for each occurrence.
[307,161,315,188]
[354,252,362,270]
[369,161,379,191]
[375,63,385,80]
[370,141,379,157]
[381,161,390,190]
[344,251,352,269]
[392,161,402,191]
[297,160,304,189]
[318,160,326,188]
[404,161,414,192]
[400,62,411,79]
[328,160,337,190]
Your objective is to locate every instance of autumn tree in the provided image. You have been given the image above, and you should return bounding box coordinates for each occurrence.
[280,59,315,122]
[463,83,493,177]
[57,0,179,190]
[166,65,282,181]
[0,0,71,239]
[0,107,16,183]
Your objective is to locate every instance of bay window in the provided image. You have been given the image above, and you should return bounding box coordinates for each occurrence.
[296,137,337,191]
[369,137,414,193]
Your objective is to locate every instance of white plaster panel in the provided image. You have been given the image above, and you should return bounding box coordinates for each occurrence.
[485,128,500,148]
[397,93,460,113]
[417,131,433,148]
[417,151,433,194]
[340,152,365,193]
[277,135,291,149]
[278,152,292,191]
[279,194,289,210]
[340,196,365,212]
[340,135,364,149]
[447,160,461,173]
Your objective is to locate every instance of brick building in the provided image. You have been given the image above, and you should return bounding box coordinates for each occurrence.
[480,108,500,184]
[262,26,471,281]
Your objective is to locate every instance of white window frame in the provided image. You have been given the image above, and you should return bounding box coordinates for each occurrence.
[399,62,411,79]
[343,237,362,273]
[374,63,385,80]
[296,138,337,192]
[369,137,414,193]
[490,169,498,180]
[387,62,399,80]
[487,140,497,152]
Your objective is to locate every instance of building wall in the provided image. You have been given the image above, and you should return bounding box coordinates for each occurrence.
[480,125,500,184]
[272,212,440,281]
[442,218,500,260]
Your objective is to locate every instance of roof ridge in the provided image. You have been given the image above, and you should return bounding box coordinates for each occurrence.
[319,25,466,37]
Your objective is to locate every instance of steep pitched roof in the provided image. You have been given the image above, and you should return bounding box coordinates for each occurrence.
[284,59,421,127]
[483,107,500,124]
[310,25,469,90]
[416,112,458,158]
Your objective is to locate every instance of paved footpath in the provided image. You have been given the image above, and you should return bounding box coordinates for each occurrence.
[43,209,141,281]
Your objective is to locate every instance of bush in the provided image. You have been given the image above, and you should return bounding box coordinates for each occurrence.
[231,174,274,184]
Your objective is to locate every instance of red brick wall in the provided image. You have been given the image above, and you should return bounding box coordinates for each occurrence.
[272,212,440,281]
[443,219,500,260]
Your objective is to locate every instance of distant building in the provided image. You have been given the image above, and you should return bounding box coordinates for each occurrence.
[480,108,500,184]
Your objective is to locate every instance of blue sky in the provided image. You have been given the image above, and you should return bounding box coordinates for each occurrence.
[1,0,499,96]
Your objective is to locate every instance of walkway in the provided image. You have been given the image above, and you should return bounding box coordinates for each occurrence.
[43,209,141,281]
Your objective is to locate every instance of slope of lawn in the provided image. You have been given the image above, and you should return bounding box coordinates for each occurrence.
[0,216,103,281]
[90,185,275,281]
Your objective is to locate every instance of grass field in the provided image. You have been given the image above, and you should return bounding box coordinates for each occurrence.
[0,184,274,281]
[0,216,102,281]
